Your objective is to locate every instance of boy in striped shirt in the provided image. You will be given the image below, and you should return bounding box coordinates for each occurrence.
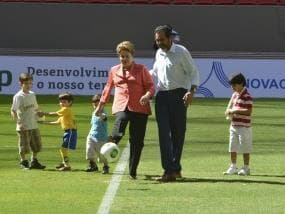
[224,73,253,176]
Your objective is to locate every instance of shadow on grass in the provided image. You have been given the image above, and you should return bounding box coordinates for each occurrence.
[251,174,285,178]
[144,175,285,185]
[44,168,86,172]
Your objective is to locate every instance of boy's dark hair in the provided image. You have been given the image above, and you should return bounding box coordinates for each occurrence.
[154,25,173,38]
[59,92,74,103]
[19,73,33,83]
[229,73,246,87]
[92,94,101,103]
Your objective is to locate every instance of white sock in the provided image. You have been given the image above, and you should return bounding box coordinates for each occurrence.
[230,163,237,168]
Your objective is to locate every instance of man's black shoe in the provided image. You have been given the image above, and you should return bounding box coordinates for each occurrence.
[156,173,176,182]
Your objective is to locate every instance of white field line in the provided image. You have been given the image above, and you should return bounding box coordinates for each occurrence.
[97,143,129,214]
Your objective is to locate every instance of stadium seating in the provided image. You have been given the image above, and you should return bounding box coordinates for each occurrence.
[192,0,213,4]
[235,0,256,4]
[213,0,235,4]
[85,0,107,3]
[172,0,193,4]
[150,0,171,4]
[256,0,278,4]
[129,0,150,3]
[108,0,129,3]
[0,0,284,5]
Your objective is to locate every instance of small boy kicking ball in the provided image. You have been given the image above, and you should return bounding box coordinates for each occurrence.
[85,95,110,174]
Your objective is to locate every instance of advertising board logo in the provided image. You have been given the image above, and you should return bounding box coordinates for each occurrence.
[0,70,12,91]
[197,61,230,97]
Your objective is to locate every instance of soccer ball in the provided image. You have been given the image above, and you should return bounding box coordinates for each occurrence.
[100,142,120,163]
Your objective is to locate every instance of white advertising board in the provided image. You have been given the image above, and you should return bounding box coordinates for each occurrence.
[0,56,284,98]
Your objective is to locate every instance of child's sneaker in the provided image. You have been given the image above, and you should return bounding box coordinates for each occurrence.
[55,163,65,169]
[30,159,46,169]
[58,166,71,171]
[20,160,30,169]
[223,166,238,175]
[102,165,109,174]
[86,165,99,172]
[238,167,250,176]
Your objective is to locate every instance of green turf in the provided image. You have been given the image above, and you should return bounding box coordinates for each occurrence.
[0,95,284,214]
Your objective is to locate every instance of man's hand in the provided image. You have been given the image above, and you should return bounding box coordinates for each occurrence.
[183,92,194,107]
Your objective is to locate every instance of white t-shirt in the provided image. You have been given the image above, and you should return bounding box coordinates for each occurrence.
[11,90,39,131]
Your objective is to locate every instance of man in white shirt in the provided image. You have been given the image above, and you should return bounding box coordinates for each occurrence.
[151,25,199,182]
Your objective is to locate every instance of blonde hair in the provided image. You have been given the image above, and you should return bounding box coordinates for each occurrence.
[116,41,135,55]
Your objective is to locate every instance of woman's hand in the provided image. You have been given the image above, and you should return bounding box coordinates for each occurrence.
[95,103,104,116]
[140,93,151,106]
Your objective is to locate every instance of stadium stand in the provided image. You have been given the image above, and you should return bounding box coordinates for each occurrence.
[128,0,150,3]
[151,0,171,4]
[213,0,235,4]
[68,0,105,2]
[192,0,213,4]
[256,0,278,4]
[172,0,193,4]
[235,0,256,4]
[0,0,283,4]
[107,0,129,3]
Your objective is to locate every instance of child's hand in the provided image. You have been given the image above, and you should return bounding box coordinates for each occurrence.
[100,113,107,121]
[225,109,230,116]
[225,109,234,120]
[37,111,45,117]
[17,121,26,131]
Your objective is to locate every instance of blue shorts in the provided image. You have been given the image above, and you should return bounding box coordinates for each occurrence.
[62,129,77,150]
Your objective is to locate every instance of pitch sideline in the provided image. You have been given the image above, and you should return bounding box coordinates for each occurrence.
[97,143,130,214]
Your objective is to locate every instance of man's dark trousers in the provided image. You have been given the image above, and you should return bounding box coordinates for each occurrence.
[155,88,187,175]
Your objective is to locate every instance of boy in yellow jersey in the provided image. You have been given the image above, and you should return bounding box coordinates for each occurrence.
[39,92,77,171]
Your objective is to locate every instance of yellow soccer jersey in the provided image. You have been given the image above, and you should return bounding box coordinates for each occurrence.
[56,107,76,130]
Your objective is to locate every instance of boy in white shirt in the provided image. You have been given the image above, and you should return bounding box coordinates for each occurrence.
[11,73,46,170]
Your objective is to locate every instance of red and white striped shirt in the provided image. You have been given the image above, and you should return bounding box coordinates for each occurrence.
[231,88,253,127]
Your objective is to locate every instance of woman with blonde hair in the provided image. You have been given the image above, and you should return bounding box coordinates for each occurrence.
[95,41,155,179]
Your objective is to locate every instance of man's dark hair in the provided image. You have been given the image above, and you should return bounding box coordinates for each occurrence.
[229,73,246,86]
[154,25,173,38]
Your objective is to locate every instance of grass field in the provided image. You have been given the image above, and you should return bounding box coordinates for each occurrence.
[0,95,284,214]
